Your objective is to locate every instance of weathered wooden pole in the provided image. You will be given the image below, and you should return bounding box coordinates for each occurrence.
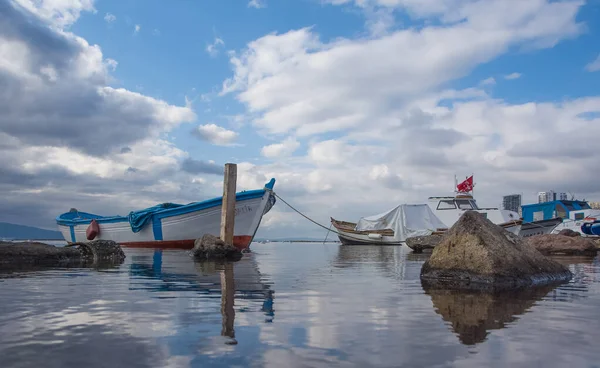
[220,163,237,246]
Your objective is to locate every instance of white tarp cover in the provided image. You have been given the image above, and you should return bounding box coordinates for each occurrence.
[355,204,448,241]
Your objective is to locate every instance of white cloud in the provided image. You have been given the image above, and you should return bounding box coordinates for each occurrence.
[104,58,118,71]
[248,0,266,9]
[0,0,200,229]
[206,37,225,57]
[480,77,496,85]
[104,12,116,23]
[134,24,141,34]
[261,137,300,158]
[216,0,600,238]
[13,0,96,28]
[504,72,521,80]
[585,54,600,72]
[192,124,238,146]
[222,1,583,139]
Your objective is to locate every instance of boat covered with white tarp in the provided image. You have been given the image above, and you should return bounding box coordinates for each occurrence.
[330,204,448,245]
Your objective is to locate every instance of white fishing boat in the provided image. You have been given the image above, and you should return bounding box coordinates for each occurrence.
[426,175,562,237]
[56,179,276,250]
[330,204,448,245]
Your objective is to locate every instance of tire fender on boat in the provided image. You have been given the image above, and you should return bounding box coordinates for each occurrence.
[86,219,100,240]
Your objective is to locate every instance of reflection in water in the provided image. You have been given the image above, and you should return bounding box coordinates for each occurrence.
[422,282,560,345]
[220,263,236,343]
[1,244,600,367]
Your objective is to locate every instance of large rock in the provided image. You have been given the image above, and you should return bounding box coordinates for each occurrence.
[190,234,242,261]
[405,234,444,253]
[525,234,598,256]
[420,211,572,290]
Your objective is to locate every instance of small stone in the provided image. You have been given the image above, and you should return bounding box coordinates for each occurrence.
[420,211,572,291]
[406,234,444,253]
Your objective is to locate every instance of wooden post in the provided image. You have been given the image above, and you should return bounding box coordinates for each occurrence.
[220,163,237,246]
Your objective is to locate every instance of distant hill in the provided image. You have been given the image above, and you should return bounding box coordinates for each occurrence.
[0,222,62,240]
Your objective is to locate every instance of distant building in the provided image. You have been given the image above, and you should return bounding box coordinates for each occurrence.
[503,194,522,214]
[589,202,600,209]
[538,191,568,203]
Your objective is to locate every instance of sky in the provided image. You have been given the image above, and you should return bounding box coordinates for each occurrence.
[1,0,600,239]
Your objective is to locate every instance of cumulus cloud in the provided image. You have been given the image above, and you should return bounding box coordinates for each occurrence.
[134,24,141,34]
[192,124,238,146]
[0,0,202,229]
[13,0,96,28]
[180,158,223,176]
[222,0,583,139]
[261,137,300,158]
[585,54,600,72]
[219,0,600,238]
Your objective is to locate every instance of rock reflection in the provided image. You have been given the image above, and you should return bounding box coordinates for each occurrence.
[422,282,560,345]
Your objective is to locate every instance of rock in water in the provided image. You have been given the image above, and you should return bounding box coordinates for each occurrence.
[0,240,125,269]
[525,234,598,256]
[406,234,444,253]
[191,234,242,261]
[558,229,581,237]
[70,240,126,262]
[420,211,572,290]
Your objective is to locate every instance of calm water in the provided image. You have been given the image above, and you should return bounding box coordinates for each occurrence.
[1,243,600,368]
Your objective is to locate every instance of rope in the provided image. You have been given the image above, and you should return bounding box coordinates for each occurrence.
[272,192,389,243]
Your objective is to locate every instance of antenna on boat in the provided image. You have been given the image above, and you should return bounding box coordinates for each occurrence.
[454,174,457,194]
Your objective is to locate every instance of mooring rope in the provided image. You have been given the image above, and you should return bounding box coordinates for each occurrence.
[272,192,382,243]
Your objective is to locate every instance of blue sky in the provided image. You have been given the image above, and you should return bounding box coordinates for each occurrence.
[2,0,600,237]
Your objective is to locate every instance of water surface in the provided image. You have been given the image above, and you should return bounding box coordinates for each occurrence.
[1,243,599,367]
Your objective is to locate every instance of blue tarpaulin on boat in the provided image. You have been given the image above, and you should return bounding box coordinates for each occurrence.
[127,203,183,233]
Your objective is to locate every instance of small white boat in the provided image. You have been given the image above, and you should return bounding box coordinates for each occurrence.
[56,179,276,250]
[331,204,448,245]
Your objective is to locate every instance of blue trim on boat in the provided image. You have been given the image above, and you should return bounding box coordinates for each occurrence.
[69,225,76,242]
[152,219,163,241]
[56,179,276,228]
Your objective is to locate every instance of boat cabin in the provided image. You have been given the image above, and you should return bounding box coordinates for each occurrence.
[427,194,519,228]
[427,195,482,211]
[521,200,591,223]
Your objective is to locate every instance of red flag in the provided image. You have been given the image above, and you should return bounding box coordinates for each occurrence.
[457,175,473,193]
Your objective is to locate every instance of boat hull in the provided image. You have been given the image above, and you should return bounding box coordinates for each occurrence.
[57,185,276,250]
[331,218,405,246]
[336,232,404,246]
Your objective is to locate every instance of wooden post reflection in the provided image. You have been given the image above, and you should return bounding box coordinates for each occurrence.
[220,262,236,344]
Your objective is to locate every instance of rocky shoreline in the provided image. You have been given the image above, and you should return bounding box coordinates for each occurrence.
[0,240,126,270]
